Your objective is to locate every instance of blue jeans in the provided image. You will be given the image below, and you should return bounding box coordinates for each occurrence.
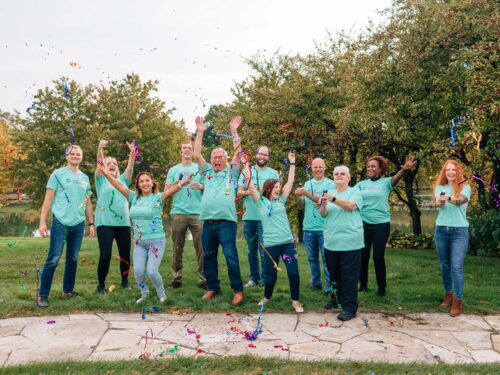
[243,220,265,284]
[134,238,166,298]
[202,220,243,293]
[303,230,330,289]
[263,242,300,301]
[434,226,469,299]
[40,216,84,297]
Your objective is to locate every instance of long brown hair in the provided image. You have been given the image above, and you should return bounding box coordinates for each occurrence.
[367,155,388,175]
[135,172,158,197]
[433,160,466,198]
[262,178,279,200]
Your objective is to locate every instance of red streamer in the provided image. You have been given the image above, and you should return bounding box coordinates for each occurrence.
[16,178,29,203]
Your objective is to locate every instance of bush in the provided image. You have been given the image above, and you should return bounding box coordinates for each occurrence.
[468,207,500,258]
[387,230,434,249]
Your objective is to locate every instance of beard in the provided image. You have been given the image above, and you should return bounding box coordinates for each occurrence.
[256,159,268,167]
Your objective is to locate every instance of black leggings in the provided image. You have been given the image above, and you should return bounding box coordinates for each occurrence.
[263,242,300,301]
[96,226,131,287]
[360,222,390,288]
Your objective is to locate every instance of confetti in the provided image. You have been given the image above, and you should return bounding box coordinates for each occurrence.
[46,320,56,324]
[6,225,28,247]
[16,178,29,203]
[1,148,16,167]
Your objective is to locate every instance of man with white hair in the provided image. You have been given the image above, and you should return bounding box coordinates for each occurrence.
[295,158,335,292]
[193,116,245,306]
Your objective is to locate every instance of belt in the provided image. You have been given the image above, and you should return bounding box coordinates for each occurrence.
[207,219,227,224]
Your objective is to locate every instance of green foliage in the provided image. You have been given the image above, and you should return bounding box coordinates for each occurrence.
[468,207,500,258]
[9,74,187,205]
[387,230,434,250]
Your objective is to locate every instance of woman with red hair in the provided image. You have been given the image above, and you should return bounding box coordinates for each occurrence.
[433,160,471,317]
[356,155,415,296]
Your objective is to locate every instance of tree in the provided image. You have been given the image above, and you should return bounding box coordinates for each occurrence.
[0,110,16,197]
[10,74,188,205]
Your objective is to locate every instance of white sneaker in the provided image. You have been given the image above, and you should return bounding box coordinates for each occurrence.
[292,300,304,313]
[159,295,167,303]
[245,280,257,288]
[136,296,147,304]
[258,297,269,306]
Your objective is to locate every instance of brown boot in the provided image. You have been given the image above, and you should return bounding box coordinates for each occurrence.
[202,290,219,301]
[439,292,453,308]
[232,291,244,306]
[449,298,462,317]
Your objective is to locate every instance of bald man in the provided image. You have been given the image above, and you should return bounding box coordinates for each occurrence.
[295,158,335,292]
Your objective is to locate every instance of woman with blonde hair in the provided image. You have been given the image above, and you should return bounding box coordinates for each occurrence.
[433,160,471,317]
[94,140,136,294]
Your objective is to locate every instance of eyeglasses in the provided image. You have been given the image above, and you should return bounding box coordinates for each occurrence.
[334,172,347,176]
[256,153,269,157]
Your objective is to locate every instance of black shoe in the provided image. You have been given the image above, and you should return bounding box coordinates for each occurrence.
[37,296,49,308]
[121,280,131,289]
[359,283,368,292]
[97,286,107,295]
[168,281,182,289]
[61,291,80,298]
[311,285,322,290]
[337,311,356,321]
[198,281,208,290]
[324,297,340,310]
[377,287,386,296]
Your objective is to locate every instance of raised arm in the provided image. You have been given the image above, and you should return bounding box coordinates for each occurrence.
[242,156,260,202]
[38,189,55,237]
[123,141,137,182]
[229,116,242,168]
[391,155,416,187]
[161,173,192,203]
[95,139,108,178]
[97,163,130,199]
[281,151,296,199]
[193,116,207,170]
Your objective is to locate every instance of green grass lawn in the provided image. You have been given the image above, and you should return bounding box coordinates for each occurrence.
[0,237,498,318]
[3,356,500,375]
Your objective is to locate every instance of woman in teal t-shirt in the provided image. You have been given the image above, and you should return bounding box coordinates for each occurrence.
[243,152,304,313]
[355,155,416,296]
[433,160,471,318]
[98,164,191,304]
[95,140,136,294]
[320,165,363,321]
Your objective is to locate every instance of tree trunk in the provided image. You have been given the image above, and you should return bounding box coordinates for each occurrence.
[404,174,422,235]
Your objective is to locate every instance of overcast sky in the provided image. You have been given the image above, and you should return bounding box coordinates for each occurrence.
[1,0,391,131]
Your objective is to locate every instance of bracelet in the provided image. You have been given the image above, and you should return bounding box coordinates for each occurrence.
[289,162,296,165]
[448,196,451,201]
[88,223,94,227]
[331,196,337,203]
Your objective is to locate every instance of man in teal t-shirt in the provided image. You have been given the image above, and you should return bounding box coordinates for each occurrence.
[237,145,278,287]
[295,158,335,292]
[165,141,206,290]
[194,115,245,306]
[38,145,94,307]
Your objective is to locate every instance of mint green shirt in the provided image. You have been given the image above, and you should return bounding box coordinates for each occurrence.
[435,184,471,227]
[301,178,336,231]
[257,196,294,247]
[355,177,394,224]
[95,172,131,227]
[238,166,278,221]
[166,163,202,215]
[47,167,92,227]
[199,163,238,222]
[128,191,165,240]
[323,187,364,251]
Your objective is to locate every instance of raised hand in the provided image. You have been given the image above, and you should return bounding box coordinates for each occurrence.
[288,151,296,164]
[402,156,416,171]
[229,116,242,132]
[126,141,136,154]
[98,139,108,149]
[195,116,207,132]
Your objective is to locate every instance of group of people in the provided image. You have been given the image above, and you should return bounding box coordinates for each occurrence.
[36,116,472,320]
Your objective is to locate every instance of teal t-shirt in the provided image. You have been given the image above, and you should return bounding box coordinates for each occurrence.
[128,191,165,240]
[435,184,471,227]
[257,196,294,247]
[323,187,364,251]
[95,172,131,227]
[166,163,203,215]
[355,177,394,224]
[47,167,92,227]
[238,166,278,221]
[301,178,336,231]
[199,163,238,222]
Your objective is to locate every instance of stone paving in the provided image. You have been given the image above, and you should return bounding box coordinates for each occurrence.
[1,311,499,367]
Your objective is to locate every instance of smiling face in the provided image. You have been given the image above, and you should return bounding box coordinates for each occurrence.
[104,157,119,178]
[333,166,350,187]
[180,143,193,160]
[255,146,269,167]
[311,158,326,179]
[211,149,228,172]
[65,145,83,166]
[366,159,381,179]
[270,182,281,200]
[137,173,154,195]
[445,162,457,183]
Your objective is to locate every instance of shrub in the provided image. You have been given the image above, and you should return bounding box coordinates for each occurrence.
[387,230,434,249]
[468,207,500,258]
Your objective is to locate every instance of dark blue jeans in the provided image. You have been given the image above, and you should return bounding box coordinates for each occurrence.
[303,230,330,288]
[40,216,85,297]
[434,226,469,299]
[202,220,243,293]
[243,220,265,284]
[263,242,300,301]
